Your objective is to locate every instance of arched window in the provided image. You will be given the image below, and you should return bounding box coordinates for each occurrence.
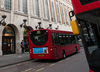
[3,26,14,36]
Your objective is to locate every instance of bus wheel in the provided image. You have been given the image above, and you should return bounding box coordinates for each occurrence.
[63,51,66,58]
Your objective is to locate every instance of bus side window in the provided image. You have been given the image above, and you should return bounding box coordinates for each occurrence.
[65,35,70,45]
[58,34,63,45]
[72,35,76,44]
[51,33,59,45]
[59,34,69,46]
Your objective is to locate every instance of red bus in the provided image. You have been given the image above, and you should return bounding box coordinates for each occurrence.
[28,29,80,60]
[71,0,100,72]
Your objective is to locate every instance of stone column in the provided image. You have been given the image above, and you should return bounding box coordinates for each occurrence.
[11,0,14,23]
[42,0,46,19]
[30,0,34,16]
[14,0,19,12]
[0,0,5,9]
[40,0,43,20]
[0,26,5,56]
[48,0,52,22]
[18,0,23,13]
[0,28,2,55]
[27,0,30,26]
[16,28,24,54]
[33,0,36,16]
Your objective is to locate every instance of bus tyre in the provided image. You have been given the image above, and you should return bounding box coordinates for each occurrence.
[63,51,66,59]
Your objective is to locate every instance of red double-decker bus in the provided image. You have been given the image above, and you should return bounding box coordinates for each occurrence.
[28,29,80,60]
[71,0,100,72]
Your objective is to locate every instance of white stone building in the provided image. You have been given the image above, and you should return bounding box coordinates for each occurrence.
[0,0,73,55]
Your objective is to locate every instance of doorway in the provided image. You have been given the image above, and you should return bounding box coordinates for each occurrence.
[2,26,15,55]
[24,27,30,52]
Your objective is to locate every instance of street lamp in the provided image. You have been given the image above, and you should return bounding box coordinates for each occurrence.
[47,24,52,29]
[55,25,59,30]
[0,15,7,26]
[35,22,44,29]
[20,19,27,28]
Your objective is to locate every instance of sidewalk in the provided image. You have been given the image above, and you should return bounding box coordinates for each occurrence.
[0,52,30,68]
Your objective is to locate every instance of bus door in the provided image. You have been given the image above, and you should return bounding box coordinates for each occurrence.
[53,44,61,58]
[79,20,100,71]
[51,33,61,58]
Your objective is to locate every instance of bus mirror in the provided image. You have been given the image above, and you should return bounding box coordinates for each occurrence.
[71,20,80,35]
[69,10,74,21]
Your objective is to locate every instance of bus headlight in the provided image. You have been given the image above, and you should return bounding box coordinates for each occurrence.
[51,49,53,51]
[30,49,32,53]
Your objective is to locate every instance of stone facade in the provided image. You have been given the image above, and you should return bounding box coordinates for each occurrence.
[0,0,73,55]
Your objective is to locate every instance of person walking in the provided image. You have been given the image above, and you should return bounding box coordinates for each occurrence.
[21,40,25,53]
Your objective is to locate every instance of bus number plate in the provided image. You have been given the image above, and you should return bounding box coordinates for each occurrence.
[38,55,44,56]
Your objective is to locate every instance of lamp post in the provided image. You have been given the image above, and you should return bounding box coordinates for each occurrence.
[38,22,41,29]
[0,15,7,26]
[55,25,59,30]
[47,24,52,29]
[20,19,27,28]
[49,24,52,29]
[35,22,44,29]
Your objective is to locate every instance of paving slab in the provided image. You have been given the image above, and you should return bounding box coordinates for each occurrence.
[0,52,30,67]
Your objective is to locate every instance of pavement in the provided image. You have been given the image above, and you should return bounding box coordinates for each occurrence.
[0,52,30,68]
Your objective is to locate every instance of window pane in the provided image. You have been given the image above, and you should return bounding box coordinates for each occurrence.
[65,6,70,25]
[51,0,56,22]
[23,0,27,14]
[3,26,14,36]
[5,0,11,10]
[45,0,49,19]
[61,4,65,24]
[56,1,61,23]
[35,0,40,17]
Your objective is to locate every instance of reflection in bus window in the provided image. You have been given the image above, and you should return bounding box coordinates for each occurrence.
[79,0,98,5]
[30,30,48,45]
[51,33,77,46]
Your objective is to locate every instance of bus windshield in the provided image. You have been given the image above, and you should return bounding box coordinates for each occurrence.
[30,30,48,45]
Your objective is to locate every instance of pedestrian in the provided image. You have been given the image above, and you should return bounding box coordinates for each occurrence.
[21,40,25,53]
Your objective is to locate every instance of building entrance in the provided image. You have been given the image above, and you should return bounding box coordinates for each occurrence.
[24,27,30,52]
[2,25,15,55]
[2,36,15,55]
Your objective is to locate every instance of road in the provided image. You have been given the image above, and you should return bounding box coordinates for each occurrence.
[0,48,89,72]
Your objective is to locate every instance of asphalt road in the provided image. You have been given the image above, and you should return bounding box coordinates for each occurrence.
[0,48,89,72]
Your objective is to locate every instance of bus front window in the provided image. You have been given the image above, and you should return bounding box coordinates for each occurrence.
[79,20,100,70]
[30,30,48,45]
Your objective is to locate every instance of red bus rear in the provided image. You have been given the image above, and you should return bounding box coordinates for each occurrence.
[28,29,80,60]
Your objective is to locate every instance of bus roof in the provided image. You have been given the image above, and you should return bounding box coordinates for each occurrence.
[29,29,73,34]
[71,0,100,15]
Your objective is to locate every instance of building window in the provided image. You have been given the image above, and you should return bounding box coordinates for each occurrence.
[5,0,11,10]
[35,0,40,17]
[23,0,27,14]
[3,26,14,36]
[45,0,49,19]
[56,1,61,23]
[51,0,56,22]
[65,6,70,25]
[61,4,65,24]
